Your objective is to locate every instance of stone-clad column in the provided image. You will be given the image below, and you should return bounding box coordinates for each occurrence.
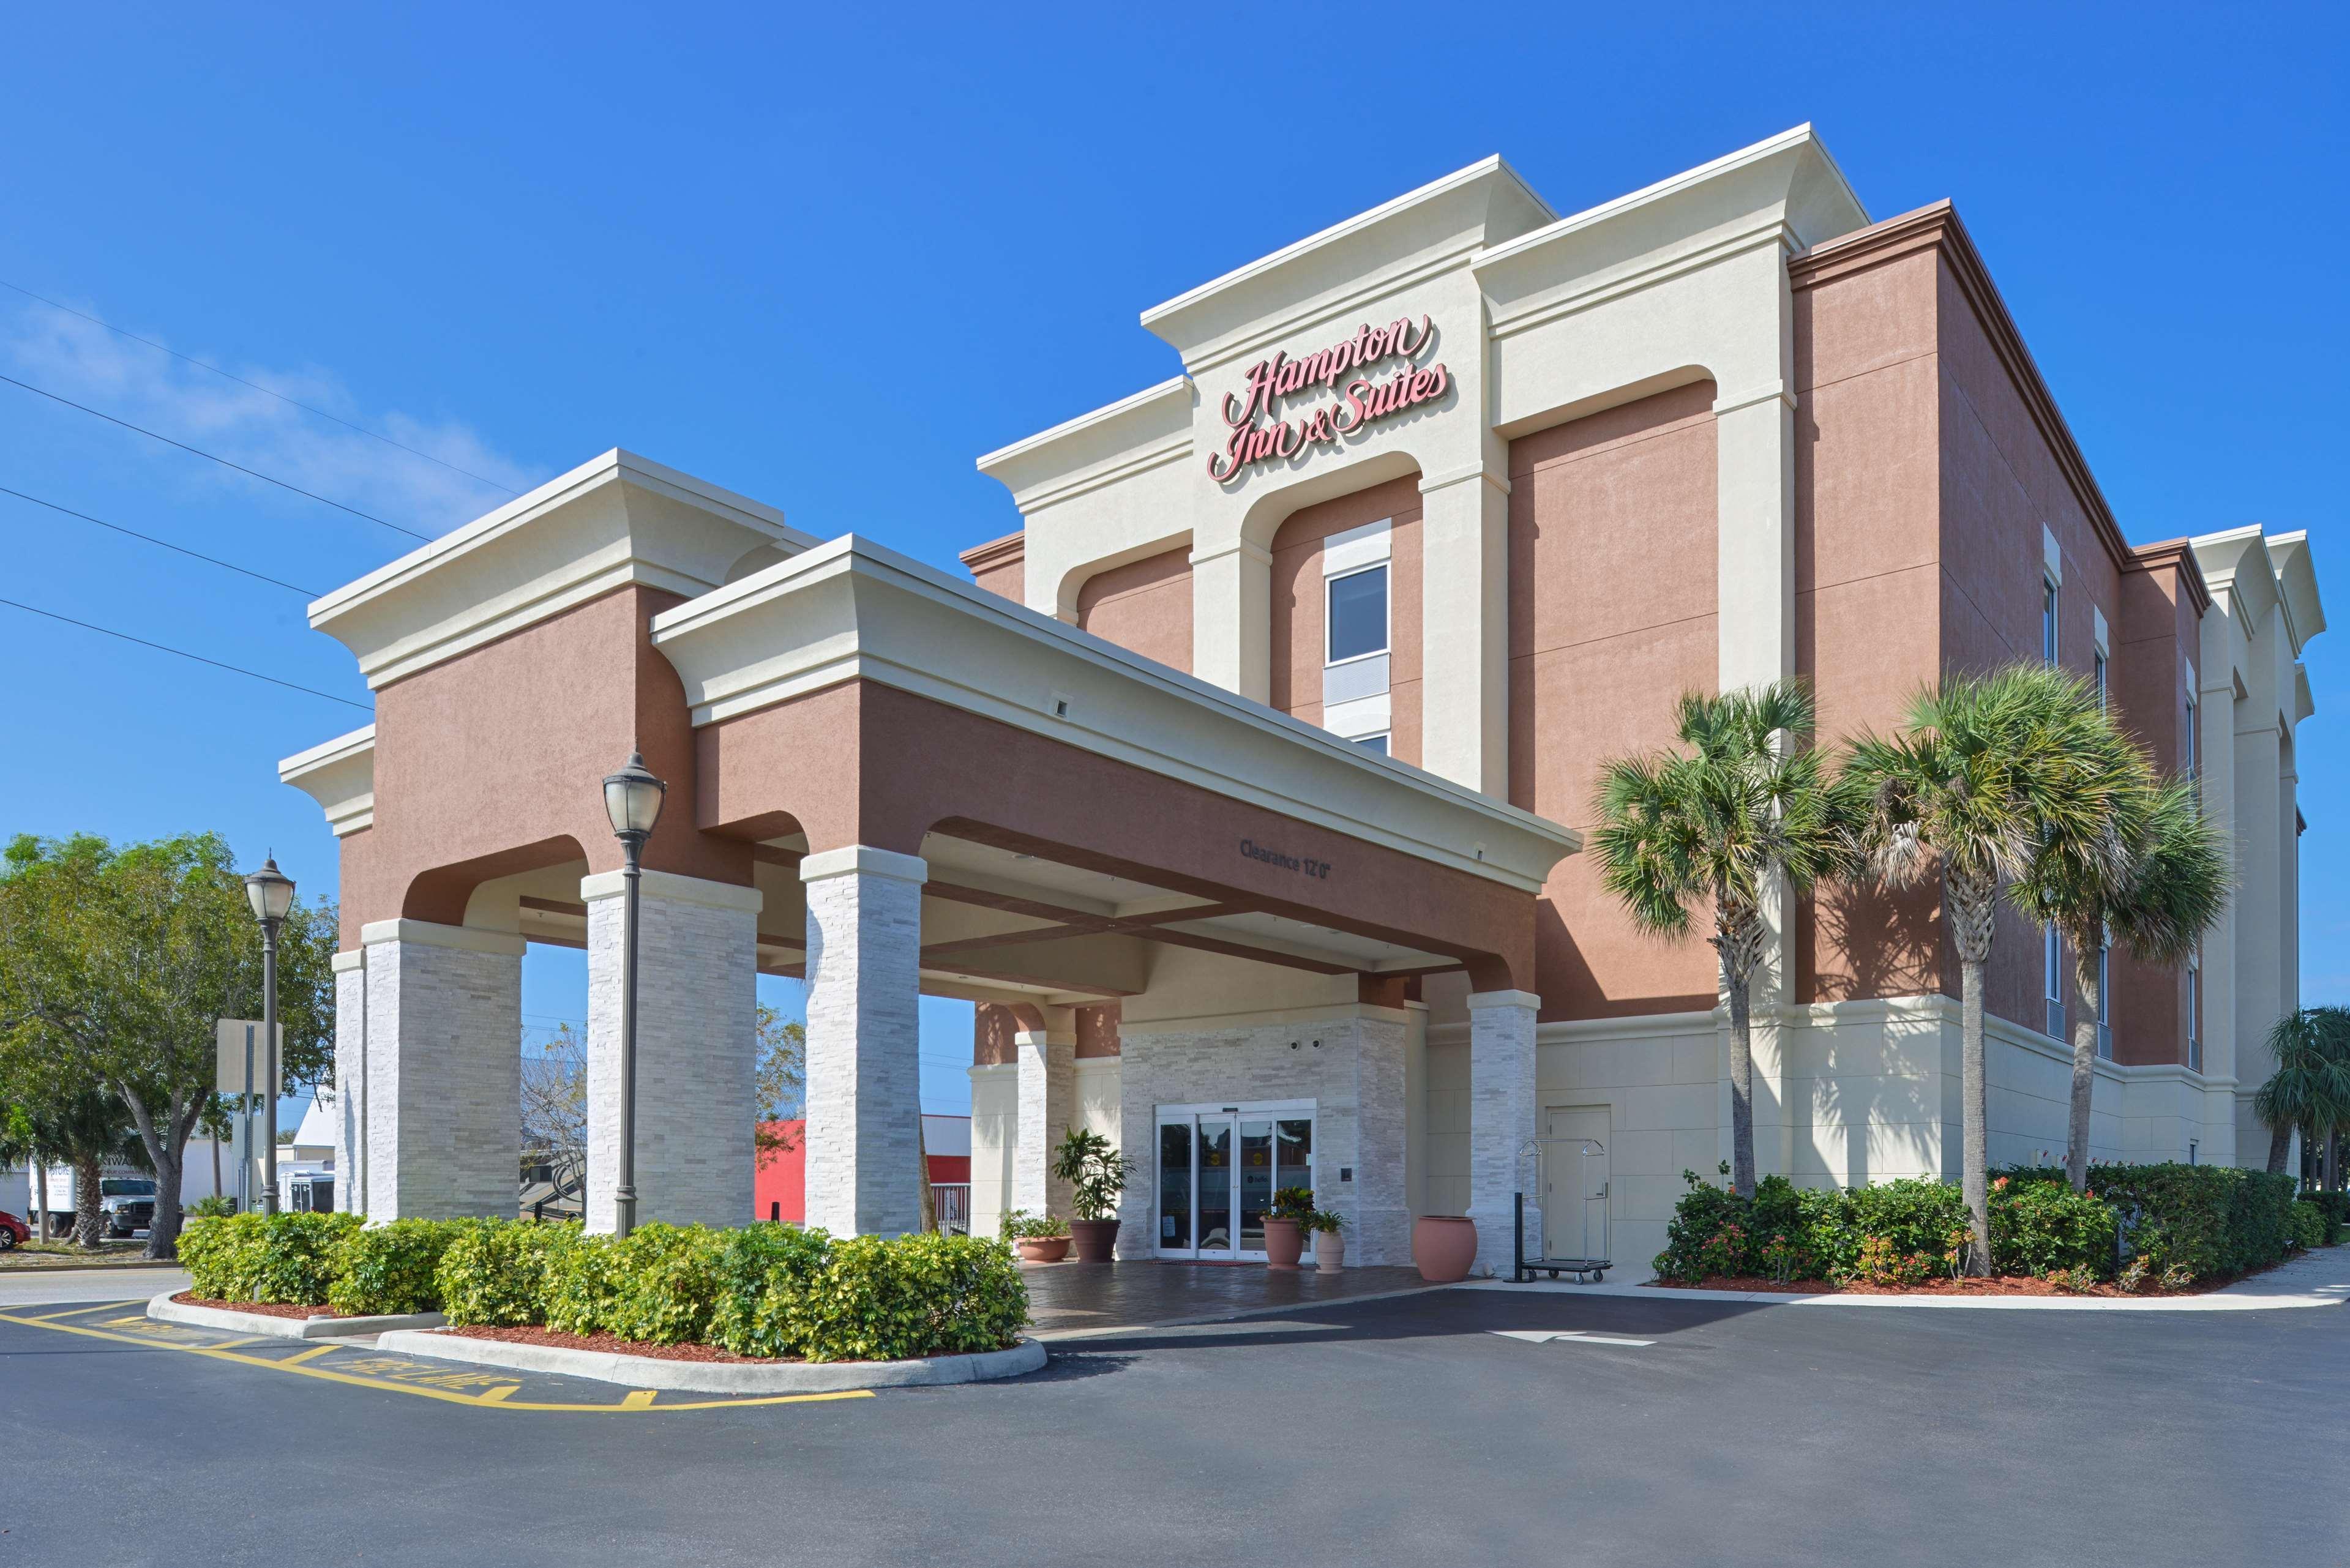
[359,919,524,1220]
[1466,989,1541,1278]
[801,846,927,1238]
[583,870,762,1234]
[1011,1009,1076,1219]
[331,949,367,1215]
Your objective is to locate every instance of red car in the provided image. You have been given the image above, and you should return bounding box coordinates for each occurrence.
[0,1210,29,1250]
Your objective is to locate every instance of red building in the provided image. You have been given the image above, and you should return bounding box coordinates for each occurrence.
[755,1114,972,1226]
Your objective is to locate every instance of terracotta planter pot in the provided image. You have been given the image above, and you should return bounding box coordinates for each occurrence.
[1262,1216,1306,1269]
[1069,1218,1120,1263]
[1315,1228,1345,1274]
[1412,1215,1478,1282]
[1014,1236,1070,1263]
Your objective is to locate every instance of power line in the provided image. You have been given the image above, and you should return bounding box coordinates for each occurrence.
[0,597,372,712]
[0,371,430,543]
[0,280,525,498]
[0,485,318,596]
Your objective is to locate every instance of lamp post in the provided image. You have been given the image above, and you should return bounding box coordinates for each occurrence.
[244,856,296,1215]
[601,752,666,1238]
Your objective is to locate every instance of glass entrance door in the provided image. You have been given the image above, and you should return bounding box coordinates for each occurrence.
[1156,1104,1315,1261]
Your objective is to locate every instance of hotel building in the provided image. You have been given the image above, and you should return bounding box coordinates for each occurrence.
[283,127,2323,1277]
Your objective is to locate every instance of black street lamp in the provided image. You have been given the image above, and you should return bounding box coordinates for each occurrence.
[601,752,666,1238]
[244,856,296,1215]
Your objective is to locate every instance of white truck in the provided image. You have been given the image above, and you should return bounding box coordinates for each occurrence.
[24,1151,229,1238]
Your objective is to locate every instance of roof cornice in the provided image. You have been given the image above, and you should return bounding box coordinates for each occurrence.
[1792,201,2136,587]
[2125,538,2215,619]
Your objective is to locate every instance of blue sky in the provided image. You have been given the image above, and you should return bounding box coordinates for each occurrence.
[1,4,2343,1119]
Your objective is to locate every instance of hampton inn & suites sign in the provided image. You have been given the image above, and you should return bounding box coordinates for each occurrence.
[1207,315,1450,482]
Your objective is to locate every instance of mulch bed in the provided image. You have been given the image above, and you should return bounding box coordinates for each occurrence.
[447,1325,763,1364]
[172,1293,348,1319]
[1652,1272,2210,1298]
[442,1324,1018,1365]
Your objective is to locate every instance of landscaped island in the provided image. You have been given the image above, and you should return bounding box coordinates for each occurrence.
[1652,1162,2341,1294]
[176,1212,1028,1362]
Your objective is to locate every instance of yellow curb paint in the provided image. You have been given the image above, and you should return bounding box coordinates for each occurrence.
[0,1309,876,1414]
[621,1389,658,1409]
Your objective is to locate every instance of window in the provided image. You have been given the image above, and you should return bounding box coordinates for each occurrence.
[1326,564,1388,664]
[2096,940,2112,1061]
[2185,694,2199,783]
[2044,926,2065,1040]
[2093,650,2108,710]
[2042,578,2060,666]
[2187,958,2202,1073]
[1352,733,1390,757]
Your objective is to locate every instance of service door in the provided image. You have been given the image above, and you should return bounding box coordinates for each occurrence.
[1542,1106,1610,1262]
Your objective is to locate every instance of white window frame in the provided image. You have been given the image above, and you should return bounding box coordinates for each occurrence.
[2096,938,2112,1061]
[2042,577,2060,666]
[2187,950,2202,1073]
[2044,925,2065,1040]
[1352,732,1390,756]
[1323,561,1391,667]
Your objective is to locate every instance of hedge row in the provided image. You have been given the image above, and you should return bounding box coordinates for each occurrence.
[177,1215,1028,1362]
[1653,1162,2310,1289]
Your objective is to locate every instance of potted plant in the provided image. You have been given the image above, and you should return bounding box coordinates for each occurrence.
[1050,1127,1131,1263]
[1000,1208,1070,1263]
[1263,1186,1314,1269]
[1304,1208,1345,1273]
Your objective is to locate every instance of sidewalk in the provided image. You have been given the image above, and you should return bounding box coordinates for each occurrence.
[1459,1245,2350,1312]
[0,1266,191,1309]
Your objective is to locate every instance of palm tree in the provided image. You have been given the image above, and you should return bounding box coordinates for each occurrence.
[2254,1007,2350,1176]
[1841,665,2125,1271]
[2023,764,2231,1193]
[1590,681,1854,1198]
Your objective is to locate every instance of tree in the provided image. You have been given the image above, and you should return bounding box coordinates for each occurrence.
[753,1002,805,1170]
[2021,764,2229,1192]
[2253,1007,2350,1176]
[1843,665,2130,1271]
[520,1022,587,1211]
[1590,681,1856,1197]
[0,834,335,1258]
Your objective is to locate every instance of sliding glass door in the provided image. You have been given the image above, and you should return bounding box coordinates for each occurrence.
[1155,1102,1315,1261]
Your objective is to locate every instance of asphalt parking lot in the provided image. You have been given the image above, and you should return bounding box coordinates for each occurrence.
[2,1283,2342,1567]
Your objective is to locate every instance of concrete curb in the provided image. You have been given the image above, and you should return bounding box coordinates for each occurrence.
[149,1293,446,1338]
[372,1329,1049,1392]
[1456,1247,2350,1312]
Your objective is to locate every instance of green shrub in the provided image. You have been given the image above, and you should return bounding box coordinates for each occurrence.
[187,1195,236,1220]
[249,1213,364,1304]
[178,1212,266,1301]
[709,1223,835,1359]
[438,1219,577,1327]
[2289,1201,2328,1250]
[1652,1171,1748,1285]
[544,1232,624,1337]
[2299,1189,2348,1245]
[179,1212,361,1305]
[599,1223,728,1345]
[328,1219,464,1316]
[1989,1178,2117,1279]
[1845,1179,1970,1266]
[795,1233,1027,1362]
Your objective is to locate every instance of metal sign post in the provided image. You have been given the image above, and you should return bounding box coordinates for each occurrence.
[217,1020,278,1214]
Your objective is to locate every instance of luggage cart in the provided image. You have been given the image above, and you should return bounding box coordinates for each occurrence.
[1511,1137,1611,1282]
